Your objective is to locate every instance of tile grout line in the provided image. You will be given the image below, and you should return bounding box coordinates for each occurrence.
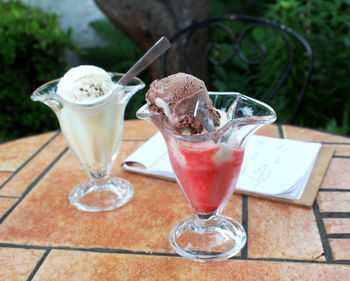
[0,242,179,257]
[0,195,20,199]
[0,131,61,190]
[320,212,350,218]
[319,189,350,192]
[277,124,284,139]
[0,147,68,224]
[241,195,248,259]
[320,142,350,146]
[313,200,333,262]
[1,242,349,265]
[327,234,350,239]
[26,249,51,281]
[333,155,350,159]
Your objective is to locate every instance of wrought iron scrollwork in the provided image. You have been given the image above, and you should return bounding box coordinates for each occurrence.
[161,15,313,124]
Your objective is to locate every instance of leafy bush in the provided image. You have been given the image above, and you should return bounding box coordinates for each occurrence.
[0,1,73,142]
[208,21,307,123]
[262,0,350,134]
[208,0,350,135]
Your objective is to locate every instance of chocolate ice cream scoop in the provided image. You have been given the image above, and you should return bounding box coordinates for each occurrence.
[146,73,220,134]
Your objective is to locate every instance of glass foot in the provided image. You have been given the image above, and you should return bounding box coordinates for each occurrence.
[69,177,134,212]
[169,215,246,262]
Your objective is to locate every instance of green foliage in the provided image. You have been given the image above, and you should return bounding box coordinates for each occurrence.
[0,0,73,142]
[2,0,349,141]
[262,0,350,134]
[209,22,301,123]
[208,0,350,135]
[209,1,308,123]
[78,19,151,120]
[209,0,274,16]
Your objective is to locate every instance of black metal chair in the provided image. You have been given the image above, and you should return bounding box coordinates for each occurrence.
[161,15,313,124]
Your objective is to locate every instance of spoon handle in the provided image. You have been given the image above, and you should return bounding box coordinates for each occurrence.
[117,36,171,86]
[194,97,215,132]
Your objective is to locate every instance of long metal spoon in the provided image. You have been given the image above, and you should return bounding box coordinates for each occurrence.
[194,97,216,132]
[117,36,171,86]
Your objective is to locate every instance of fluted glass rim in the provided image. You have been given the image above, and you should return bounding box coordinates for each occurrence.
[137,91,277,142]
[31,72,145,108]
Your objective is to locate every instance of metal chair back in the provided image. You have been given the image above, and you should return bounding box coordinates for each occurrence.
[161,15,313,124]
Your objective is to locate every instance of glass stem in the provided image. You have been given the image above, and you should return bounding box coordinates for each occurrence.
[195,211,218,226]
[90,175,108,186]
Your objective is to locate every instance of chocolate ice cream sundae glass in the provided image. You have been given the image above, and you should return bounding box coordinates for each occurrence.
[137,90,276,262]
[32,69,145,212]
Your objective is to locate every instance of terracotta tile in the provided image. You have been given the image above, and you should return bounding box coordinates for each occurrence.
[0,247,45,281]
[0,141,242,253]
[0,134,67,197]
[4,114,350,280]
[0,197,18,217]
[318,192,350,213]
[123,120,158,141]
[283,125,350,144]
[322,143,350,157]
[248,198,324,260]
[33,250,350,281]
[320,159,350,190]
[255,124,280,138]
[0,172,13,186]
[324,219,350,234]
[283,125,350,156]
[329,239,350,261]
[0,132,56,171]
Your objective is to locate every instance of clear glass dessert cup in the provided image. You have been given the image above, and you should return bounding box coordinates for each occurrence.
[137,92,276,262]
[31,73,145,212]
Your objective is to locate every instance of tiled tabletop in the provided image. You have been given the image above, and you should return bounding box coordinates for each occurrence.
[0,120,350,281]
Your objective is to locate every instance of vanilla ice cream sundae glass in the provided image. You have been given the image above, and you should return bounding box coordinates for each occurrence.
[137,73,276,262]
[32,65,145,212]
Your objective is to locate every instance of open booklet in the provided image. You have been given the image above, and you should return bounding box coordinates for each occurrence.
[122,132,334,207]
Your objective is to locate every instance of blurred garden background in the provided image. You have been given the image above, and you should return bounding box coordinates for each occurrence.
[0,0,349,142]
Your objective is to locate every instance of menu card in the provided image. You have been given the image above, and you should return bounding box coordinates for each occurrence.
[122,132,333,207]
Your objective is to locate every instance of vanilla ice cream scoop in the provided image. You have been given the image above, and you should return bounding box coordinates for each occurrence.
[57,65,115,103]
